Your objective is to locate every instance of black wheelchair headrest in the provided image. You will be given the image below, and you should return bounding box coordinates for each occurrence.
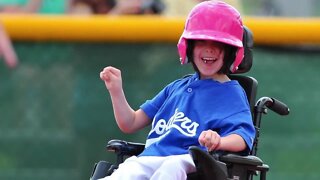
[233,26,254,74]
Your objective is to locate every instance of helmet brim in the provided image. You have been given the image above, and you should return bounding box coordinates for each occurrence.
[183,30,243,48]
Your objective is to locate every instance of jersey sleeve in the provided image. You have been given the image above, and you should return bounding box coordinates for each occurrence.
[140,80,176,120]
[211,85,255,153]
[219,109,255,153]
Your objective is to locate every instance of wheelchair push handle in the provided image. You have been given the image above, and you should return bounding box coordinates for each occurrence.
[268,97,290,115]
[256,97,290,116]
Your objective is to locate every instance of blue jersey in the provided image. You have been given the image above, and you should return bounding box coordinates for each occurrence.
[140,73,255,156]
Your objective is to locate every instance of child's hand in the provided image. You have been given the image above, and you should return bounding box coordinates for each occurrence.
[198,130,221,152]
[100,66,123,93]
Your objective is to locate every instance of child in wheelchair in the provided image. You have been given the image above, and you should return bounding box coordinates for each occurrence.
[99,1,255,179]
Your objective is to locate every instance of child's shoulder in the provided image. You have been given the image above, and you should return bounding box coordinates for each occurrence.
[166,73,196,89]
[175,73,197,83]
[181,73,194,79]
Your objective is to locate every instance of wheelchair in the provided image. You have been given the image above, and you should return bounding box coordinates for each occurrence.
[90,27,290,180]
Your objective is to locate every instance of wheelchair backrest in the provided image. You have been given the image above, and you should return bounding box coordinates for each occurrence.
[228,26,258,155]
[228,75,257,113]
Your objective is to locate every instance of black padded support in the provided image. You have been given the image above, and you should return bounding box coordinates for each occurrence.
[234,26,254,74]
[189,146,228,180]
[229,75,258,113]
[90,161,116,180]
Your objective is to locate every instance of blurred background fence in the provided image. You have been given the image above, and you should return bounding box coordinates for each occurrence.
[1,7,320,180]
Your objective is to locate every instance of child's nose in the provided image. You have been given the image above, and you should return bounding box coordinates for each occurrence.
[205,46,219,54]
[202,41,223,54]
[205,49,213,54]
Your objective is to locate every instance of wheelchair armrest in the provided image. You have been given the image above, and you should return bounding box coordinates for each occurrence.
[106,139,145,156]
[219,154,270,180]
[219,154,263,166]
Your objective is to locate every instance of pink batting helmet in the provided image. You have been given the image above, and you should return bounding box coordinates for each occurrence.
[177,1,244,73]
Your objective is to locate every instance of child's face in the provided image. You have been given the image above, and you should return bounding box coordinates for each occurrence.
[193,40,225,79]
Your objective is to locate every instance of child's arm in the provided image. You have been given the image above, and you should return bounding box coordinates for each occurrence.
[198,130,246,152]
[100,66,151,133]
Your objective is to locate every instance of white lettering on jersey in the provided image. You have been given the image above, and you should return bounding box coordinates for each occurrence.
[148,108,199,138]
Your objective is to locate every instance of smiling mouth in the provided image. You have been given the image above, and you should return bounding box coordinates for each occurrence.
[201,57,217,64]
